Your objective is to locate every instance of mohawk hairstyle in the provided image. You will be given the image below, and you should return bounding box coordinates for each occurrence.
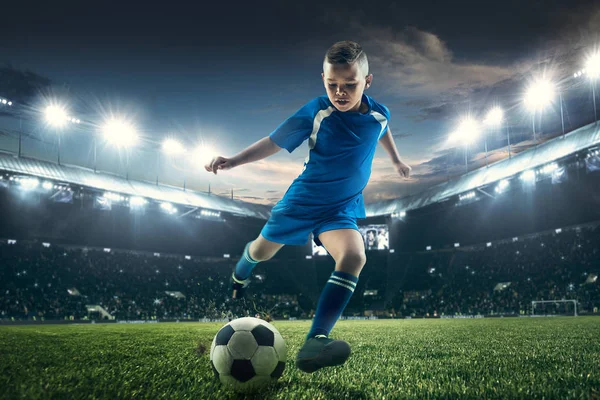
[324,41,369,75]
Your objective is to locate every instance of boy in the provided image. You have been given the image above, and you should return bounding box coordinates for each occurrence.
[205,41,411,373]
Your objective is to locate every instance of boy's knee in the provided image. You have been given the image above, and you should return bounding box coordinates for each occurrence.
[248,240,278,262]
[341,252,366,268]
[336,252,366,277]
[251,252,273,262]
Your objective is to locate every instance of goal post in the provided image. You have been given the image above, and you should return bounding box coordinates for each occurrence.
[531,300,578,316]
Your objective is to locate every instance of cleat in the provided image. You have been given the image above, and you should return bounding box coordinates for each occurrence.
[230,272,250,299]
[295,335,351,373]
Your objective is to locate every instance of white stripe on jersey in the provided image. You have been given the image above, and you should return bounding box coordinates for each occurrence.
[371,111,389,139]
[302,106,335,173]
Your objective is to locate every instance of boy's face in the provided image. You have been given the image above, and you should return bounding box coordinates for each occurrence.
[322,61,372,113]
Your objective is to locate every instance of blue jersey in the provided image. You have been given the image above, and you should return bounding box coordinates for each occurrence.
[269,93,390,218]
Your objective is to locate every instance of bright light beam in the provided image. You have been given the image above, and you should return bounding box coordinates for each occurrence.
[524,79,555,111]
[585,53,600,80]
[450,118,480,144]
[102,118,138,147]
[45,105,68,127]
[484,107,503,126]
[162,138,185,155]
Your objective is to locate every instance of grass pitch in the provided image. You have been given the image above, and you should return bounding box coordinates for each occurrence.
[1,317,599,399]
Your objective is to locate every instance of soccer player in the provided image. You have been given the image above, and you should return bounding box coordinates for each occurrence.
[205,41,411,373]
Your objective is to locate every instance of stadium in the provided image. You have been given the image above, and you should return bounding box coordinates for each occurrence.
[2,4,600,399]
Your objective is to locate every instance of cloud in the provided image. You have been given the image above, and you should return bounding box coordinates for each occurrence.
[359,26,517,98]
[350,15,598,125]
[0,64,52,100]
[392,132,413,140]
[211,157,303,188]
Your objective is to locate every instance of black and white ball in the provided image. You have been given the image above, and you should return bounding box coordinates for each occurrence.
[210,317,286,392]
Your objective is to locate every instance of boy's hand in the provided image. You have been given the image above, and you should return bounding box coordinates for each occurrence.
[394,160,412,179]
[205,156,236,175]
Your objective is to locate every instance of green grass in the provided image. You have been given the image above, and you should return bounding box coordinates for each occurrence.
[1,318,599,399]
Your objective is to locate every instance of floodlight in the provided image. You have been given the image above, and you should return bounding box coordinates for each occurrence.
[520,170,536,182]
[484,107,503,126]
[8,101,12,106]
[20,177,39,190]
[585,53,600,79]
[524,79,554,111]
[1,99,6,104]
[102,192,122,202]
[129,196,147,207]
[539,163,558,174]
[102,118,138,147]
[400,211,406,217]
[162,138,185,155]
[160,202,177,214]
[42,181,53,190]
[495,179,510,193]
[45,105,68,127]
[459,191,476,201]
[450,118,480,144]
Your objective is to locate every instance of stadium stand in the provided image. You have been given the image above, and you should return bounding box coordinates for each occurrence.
[1,221,598,321]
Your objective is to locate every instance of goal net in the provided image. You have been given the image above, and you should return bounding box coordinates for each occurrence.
[531,300,578,316]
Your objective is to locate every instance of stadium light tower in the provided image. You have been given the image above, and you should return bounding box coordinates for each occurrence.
[0,97,13,107]
[44,105,80,165]
[584,52,600,122]
[45,105,68,127]
[524,79,555,144]
[101,118,138,180]
[483,107,504,165]
[449,117,480,173]
[1,96,26,158]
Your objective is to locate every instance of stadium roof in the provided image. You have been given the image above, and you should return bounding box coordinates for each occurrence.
[365,121,600,217]
[0,152,272,220]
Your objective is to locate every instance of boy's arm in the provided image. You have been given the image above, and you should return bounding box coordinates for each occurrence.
[230,137,282,167]
[379,128,412,178]
[205,136,282,175]
[378,128,402,165]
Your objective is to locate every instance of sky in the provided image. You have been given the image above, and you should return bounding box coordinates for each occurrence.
[1,0,599,205]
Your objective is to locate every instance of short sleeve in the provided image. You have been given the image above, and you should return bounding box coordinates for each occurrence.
[269,98,323,153]
[377,104,391,140]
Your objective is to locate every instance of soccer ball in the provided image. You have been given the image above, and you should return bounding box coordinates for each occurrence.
[210,317,286,392]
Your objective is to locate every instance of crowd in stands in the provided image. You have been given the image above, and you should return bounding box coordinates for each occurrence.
[395,224,600,317]
[0,244,303,321]
[1,223,599,321]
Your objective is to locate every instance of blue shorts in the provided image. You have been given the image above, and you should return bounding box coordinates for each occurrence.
[260,202,359,247]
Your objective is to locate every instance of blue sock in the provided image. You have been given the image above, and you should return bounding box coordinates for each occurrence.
[234,241,259,280]
[307,271,358,340]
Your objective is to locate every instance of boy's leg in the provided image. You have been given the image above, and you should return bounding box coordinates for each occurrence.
[232,234,284,298]
[296,228,366,373]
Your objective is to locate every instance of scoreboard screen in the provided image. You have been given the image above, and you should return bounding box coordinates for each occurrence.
[311,224,389,255]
